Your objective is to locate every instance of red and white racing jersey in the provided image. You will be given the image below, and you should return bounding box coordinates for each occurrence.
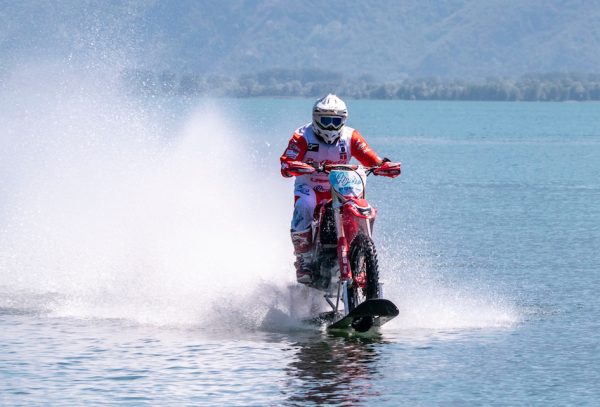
[280,123,382,192]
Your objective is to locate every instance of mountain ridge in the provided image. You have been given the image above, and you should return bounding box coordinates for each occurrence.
[1,0,599,79]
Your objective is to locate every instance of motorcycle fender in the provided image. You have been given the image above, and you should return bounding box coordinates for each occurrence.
[342,204,377,241]
[343,200,376,220]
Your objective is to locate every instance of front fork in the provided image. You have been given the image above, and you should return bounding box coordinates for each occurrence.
[334,203,355,316]
[333,203,379,315]
[337,236,351,281]
[334,204,372,281]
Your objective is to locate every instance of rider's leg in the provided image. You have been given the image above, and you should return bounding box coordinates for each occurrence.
[291,185,317,284]
[291,228,312,284]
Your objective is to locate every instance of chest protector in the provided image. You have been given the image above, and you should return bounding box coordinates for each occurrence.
[295,124,354,193]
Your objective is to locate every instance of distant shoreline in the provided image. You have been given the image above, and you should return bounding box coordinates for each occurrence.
[122,70,600,102]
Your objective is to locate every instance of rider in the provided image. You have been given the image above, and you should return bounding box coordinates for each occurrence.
[280,94,401,284]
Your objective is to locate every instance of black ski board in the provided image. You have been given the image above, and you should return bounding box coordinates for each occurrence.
[327,299,399,332]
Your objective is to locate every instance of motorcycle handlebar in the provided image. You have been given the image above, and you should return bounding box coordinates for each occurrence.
[315,163,377,175]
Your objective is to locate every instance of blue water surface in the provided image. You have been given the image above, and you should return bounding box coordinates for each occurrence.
[1,99,599,405]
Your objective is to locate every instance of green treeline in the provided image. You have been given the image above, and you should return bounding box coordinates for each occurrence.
[123,69,600,101]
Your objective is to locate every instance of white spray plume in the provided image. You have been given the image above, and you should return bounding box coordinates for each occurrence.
[0,64,294,326]
[377,235,520,332]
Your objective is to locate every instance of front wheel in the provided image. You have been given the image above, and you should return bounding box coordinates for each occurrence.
[346,234,380,313]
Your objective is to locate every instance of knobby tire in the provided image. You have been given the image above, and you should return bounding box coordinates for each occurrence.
[347,234,380,313]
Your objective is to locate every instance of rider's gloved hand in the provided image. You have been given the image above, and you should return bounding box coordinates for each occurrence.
[373,158,401,178]
[281,160,317,177]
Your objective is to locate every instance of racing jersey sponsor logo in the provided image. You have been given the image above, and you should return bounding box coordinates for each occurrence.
[310,177,329,183]
[339,142,348,161]
[307,143,319,152]
[285,141,301,159]
[295,184,311,196]
[285,148,299,159]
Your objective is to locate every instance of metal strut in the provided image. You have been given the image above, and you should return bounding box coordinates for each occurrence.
[323,283,340,312]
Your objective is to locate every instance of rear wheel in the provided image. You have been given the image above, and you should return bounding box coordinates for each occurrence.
[346,234,380,313]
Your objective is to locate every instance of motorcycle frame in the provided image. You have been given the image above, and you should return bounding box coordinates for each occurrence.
[311,167,378,317]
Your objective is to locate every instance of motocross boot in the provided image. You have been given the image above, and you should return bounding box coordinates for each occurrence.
[291,228,313,284]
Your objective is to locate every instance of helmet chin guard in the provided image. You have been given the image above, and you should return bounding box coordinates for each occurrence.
[315,127,342,144]
[312,94,348,144]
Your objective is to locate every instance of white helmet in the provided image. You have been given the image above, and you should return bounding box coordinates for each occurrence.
[312,94,348,144]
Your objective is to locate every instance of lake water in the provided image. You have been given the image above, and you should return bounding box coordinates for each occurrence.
[1,94,599,405]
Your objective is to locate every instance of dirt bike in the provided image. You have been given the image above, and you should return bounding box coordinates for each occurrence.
[302,163,400,332]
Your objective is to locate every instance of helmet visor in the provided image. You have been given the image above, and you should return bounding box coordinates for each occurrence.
[317,116,344,130]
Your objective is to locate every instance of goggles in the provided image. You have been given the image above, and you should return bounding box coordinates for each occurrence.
[317,115,345,130]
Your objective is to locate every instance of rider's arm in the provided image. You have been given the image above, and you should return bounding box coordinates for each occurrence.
[280,132,312,177]
[351,130,401,177]
[349,130,383,167]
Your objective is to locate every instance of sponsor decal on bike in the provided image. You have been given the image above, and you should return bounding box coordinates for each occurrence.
[334,172,360,187]
[330,171,364,197]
